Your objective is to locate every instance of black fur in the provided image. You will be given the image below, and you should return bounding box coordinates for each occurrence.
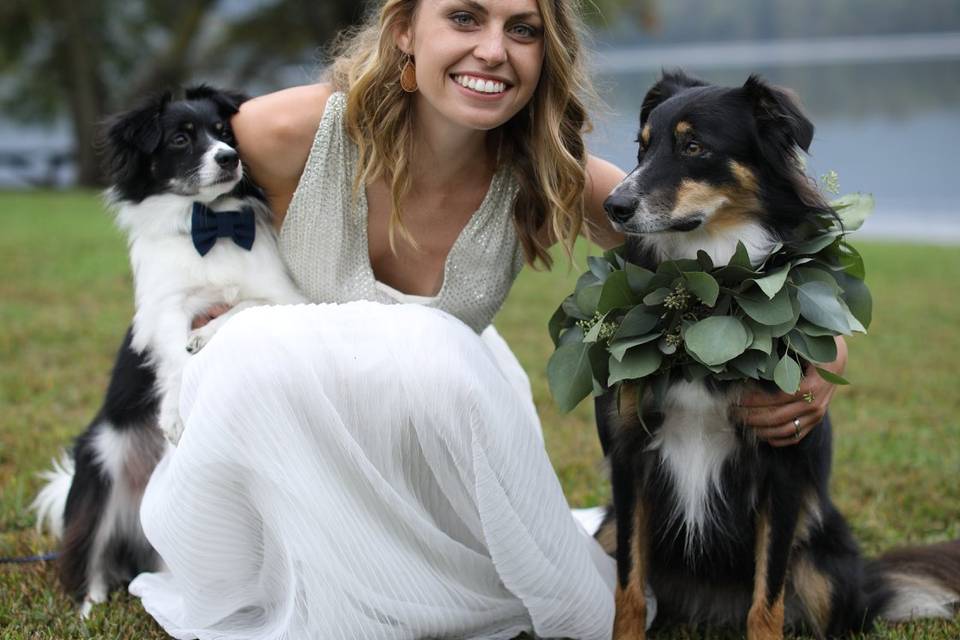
[58,85,261,607]
[60,328,165,601]
[596,71,959,637]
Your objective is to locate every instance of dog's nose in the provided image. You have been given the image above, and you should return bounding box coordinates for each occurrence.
[215,149,239,170]
[603,193,638,224]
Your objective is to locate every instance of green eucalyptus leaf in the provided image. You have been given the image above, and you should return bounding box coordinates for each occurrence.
[697,250,714,271]
[795,319,838,337]
[588,255,614,282]
[790,231,841,255]
[548,305,569,346]
[750,265,790,299]
[612,306,662,341]
[625,262,655,293]
[561,295,589,321]
[836,242,866,279]
[658,335,678,355]
[589,343,611,396]
[683,316,751,366]
[608,344,663,386]
[575,283,603,316]
[729,350,769,379]
[597,271,639,313]
[830,193,874,231]
[836,271,873,329]
[787,329,838,364]
[609,333,662,361]
[796,281,851,335]
[736,285,795,325]
[547,341,593,413]
[773,354,802,394]
[643,287,671,306]
[684,271,720,306]
[747,321,773,354]
[714,264,758,286]
[792,266,841,291]
[815,366,850,385]
[730,241,753,268]
[558,325,585,346]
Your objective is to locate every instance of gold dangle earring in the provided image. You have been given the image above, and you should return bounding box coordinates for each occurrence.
[400,54,418,93]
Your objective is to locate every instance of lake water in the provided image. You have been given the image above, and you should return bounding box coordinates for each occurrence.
[585,33,960,242]
[2,33,958,242]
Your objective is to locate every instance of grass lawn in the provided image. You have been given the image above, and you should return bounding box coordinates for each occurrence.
[1,190,958,639]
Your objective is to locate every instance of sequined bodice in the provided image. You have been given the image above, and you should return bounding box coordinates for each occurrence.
[279,92,525,333]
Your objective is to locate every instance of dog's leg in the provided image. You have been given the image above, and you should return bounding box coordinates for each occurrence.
[185,299,262,354]
[747,493,802,640]
[612,456,648,640]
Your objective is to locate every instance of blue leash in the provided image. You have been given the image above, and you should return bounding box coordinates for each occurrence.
[0,551,60,564]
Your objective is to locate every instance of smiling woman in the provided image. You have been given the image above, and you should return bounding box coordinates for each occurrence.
[121,1,626,639]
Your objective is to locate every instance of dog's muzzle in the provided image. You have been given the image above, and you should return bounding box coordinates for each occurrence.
[604,192,639,225]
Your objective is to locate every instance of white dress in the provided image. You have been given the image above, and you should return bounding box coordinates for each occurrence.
[128,93,619,639]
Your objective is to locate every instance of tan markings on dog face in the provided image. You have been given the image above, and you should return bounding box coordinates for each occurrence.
[673,179,730,219]
[614,503,649,638]
[729,160,759,192]
[792,555,834,635]
[702,161,763,232]
[675,121,693,136]
[747,512,787,640]
[641,125,651,147]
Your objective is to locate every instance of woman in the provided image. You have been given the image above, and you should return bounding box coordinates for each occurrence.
[129,1,844,638]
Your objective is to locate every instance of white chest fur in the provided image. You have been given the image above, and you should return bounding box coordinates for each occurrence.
[646,381,741,554]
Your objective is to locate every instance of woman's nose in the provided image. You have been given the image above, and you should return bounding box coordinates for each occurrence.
[474,30,507,66]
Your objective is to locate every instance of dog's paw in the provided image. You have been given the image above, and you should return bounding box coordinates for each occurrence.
[185,333,206,354]
[159,415,185,446]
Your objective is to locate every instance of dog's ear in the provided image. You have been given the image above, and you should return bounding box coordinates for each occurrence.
[185,84,250,117]
[105,90,171,156]
[100,91,171,198]
[742,74,814,153]
[640,69,707,126]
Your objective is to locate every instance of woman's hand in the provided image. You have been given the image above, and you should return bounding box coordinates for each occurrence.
[738,336,848,447]
[191,303,233,330]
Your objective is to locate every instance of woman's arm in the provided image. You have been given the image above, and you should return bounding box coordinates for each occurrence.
[739,336,848,447]
[583,154,627,250]
[232,83,334,228]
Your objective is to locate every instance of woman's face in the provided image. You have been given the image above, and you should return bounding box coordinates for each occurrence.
[398,0,546,133]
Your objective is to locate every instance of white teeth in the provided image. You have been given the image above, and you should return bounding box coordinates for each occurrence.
[454,75,506,94]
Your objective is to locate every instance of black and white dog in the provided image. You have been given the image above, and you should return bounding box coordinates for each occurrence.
[33,86,306,615]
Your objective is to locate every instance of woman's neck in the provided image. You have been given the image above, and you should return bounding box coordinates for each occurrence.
[409,98,496,193]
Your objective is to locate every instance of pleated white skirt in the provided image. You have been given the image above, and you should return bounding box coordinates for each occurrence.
[128,302,616,640]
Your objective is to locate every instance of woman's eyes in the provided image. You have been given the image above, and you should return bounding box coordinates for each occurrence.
[449,12,540,39]
[450,12,477,27]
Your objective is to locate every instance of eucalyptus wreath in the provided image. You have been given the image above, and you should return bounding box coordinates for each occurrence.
[546,194,874,414]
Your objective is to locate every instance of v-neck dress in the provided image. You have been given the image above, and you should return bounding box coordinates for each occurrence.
[129,92,617,640]
[278,92,525,334]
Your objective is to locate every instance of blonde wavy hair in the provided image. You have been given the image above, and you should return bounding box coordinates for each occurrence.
[328,0,597,268]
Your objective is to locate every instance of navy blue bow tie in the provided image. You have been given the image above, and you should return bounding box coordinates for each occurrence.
[191,202,256,256]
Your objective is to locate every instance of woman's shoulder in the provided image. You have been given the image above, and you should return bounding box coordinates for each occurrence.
[232,83,337,218]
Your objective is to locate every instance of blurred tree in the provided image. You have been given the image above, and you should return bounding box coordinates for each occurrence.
[0,0,364,186]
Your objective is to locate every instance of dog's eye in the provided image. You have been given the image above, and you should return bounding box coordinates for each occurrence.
[683,141,704,156]
[171,133,190,147]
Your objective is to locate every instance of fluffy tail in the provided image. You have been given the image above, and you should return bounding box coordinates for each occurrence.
[30,452,75,540]
[869,539,960,621]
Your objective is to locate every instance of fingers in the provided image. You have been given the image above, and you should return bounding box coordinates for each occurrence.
[753,412,820,447]
[738,397,819,430]
[190,303,233,330]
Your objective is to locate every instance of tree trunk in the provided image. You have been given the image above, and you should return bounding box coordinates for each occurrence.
[55,0,107,186]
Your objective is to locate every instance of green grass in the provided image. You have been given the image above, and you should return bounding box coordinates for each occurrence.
[1,190,958,638]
